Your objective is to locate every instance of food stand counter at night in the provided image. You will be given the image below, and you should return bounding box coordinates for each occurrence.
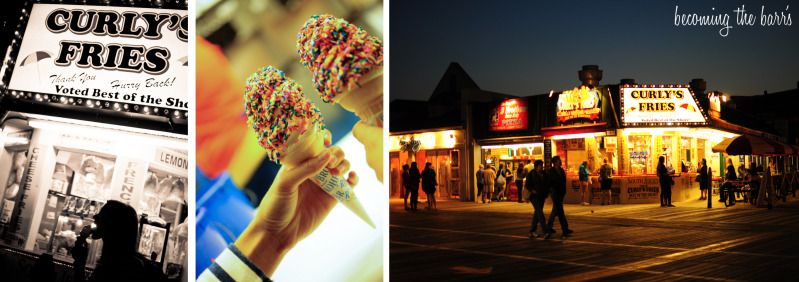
[549,80,745,204]
[0,2,189,279]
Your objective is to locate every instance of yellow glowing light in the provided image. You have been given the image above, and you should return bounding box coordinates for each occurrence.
[551,132,606,140]
[389,130,459,151]
[622,127,690,136]
[481,143,542,149]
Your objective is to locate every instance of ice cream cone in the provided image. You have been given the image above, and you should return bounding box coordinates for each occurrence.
[333,69,383,127]
[245,66,374,228]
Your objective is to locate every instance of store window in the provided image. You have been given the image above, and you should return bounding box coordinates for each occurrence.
[0,115,188,274]
[697,139,706,166]
[37,150,115,265]
[680,137,692,172]
[628,135,652,174]
[482,143,543,173]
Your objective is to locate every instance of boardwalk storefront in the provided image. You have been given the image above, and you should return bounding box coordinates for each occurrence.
[392,64,794,205]
[0,2,188,280]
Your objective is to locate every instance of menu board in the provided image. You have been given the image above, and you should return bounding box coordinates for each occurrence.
[489,99,528,131]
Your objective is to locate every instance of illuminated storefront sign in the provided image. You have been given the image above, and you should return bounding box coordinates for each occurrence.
[556,86,601,124]
[7,4,189,112]
[389,130,460,151]
[621,85,707,126]
[489,99,528,131]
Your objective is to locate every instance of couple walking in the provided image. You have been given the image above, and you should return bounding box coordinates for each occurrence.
[525,156,573,239]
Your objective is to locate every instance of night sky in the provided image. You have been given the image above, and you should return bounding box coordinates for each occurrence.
[390,0,799,101]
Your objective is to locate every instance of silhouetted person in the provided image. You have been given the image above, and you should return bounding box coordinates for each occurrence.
[73,200,166,282]
[599,158,613,205]
[516,163,526,203]
[475,164,485,203]
[483,165,496,204]
[30,253,56,282]
[699,159,711,201]
[422,162,437,210]
[408,162,421,211]
[525,160,551,239]
[657,156,674,207]
[547,156,573,237]
[721,158,738,204]
[494,163,507,201]
[401,164,410,210]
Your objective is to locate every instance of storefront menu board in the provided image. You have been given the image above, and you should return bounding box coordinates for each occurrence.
[7,4,188,111]
[556,86,601,124]
[621,85,706,126]
[489,98,528,131]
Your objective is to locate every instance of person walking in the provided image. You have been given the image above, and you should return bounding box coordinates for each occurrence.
[657,156,675,207]
[408,162,421,211]
[599,158,613,205]
[476,164,485,204]
[402,164,410,210]
[494,164,507,202]
[483,164,496,204]
[522,160,534,203]
[578,161,591,205]
[516,163,526,203]
[422,162,438,210]
[525,160,551,239]
[547,156,573,237]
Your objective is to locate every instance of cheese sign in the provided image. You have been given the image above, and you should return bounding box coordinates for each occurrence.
[622,86,706,125]
[489,99,528,131]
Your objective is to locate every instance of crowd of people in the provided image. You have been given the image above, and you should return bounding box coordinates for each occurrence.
[398,153,788,237]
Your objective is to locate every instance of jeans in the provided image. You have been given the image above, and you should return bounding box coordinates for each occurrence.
[660,184,672,206]
[530,197,549,233]
[410,190,419,210]
[516,180,524,202]
[547,193,569,232]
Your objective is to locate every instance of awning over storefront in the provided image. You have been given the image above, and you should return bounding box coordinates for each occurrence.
[541,122,608,138]
[712,135,797,155]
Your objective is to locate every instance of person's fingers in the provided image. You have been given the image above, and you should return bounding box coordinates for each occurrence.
[352,121,380,148]
[327,146,345,171]
[332,159,350,177]
[346,171,358,187]
[323,129,332,147]
[352,121,383,182]
[285,151,332,182]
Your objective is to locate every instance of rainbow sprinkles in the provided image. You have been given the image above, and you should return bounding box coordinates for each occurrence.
[243,66,325,163]
[297,14,383,102]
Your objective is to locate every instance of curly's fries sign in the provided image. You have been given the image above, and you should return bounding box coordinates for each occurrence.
[8,4,188,110]
[621,85,706,126]
[557,86,601,124]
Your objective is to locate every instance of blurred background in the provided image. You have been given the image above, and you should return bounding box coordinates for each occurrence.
[195,0,383,281]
